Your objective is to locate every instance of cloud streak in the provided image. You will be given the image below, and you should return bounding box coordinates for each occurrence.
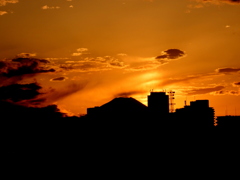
[0,0,18,6]
[59,56,127,72]
[215,67,240,74]
[42,82,88,104]
[42,5,60,10]
[195,0,240,5]
[233,82,240,86]
[114,90,145,98]
[185,86,225,95]
[159,73,218,87]
[213,89,240,95]
[0,11,7,15]
[126,49,186,72]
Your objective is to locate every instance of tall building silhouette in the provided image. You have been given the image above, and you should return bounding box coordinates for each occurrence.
[148,92,169,118]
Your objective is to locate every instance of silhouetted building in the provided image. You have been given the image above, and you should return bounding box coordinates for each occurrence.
[148,92,169,119]
[216,116,240,128]
[174,100,215,128]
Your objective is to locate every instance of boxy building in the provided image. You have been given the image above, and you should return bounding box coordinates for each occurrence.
[148,92,169,117]
[174,100,215,128]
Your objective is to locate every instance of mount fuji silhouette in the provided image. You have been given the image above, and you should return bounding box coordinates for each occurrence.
[87,97,148,121]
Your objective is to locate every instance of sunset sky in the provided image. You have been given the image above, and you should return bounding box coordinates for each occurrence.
[0,0,240,116]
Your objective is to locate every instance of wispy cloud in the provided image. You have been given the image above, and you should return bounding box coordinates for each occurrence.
[16,53,37,58]
[117,53,128,57]
[0,0,18,6]
[126,49,186,72]
[185,86,225,95]
[233,81,240,87]
[72,53,82,57]
[125,58,161,72]
[71,48,89,56]
[59,55,127,72]
[215,67,240,74]
[0,11,7,15]
[45,57,70,61]
[159,72,219,87]
[42,5,60,10]
[41,82,88,105]
[45,48,186,73]
[194,0,240,5]
[213,89,240,95]
[114,90,146,98]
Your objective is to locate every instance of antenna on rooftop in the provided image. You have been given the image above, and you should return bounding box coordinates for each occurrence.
[168,90,175,113]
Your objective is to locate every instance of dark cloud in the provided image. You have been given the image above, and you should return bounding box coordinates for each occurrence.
[213,90,240,95]
[199,0,240,4]
[0,80,85,115]
[0,83,42,102]
[59,62,107,72]
[233,82,240,86]
[156,49,186,61]
[114,90,144,98]
[185,86,225,95]
[0,56,71,118]
[214,90,225,95]
[0,100,65,122]
[0,57,55,86]
[228,90,239,95]
[227,0,240,3]
[0,58,55,78]
[215,67,240,74]
[26,98,46,106]
[50,77,67,82]
[12,58,49,64]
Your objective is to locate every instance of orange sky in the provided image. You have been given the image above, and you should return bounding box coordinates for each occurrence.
[0,0,240,116]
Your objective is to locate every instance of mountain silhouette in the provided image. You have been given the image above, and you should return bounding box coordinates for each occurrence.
[85,97,150,134]
[101,97,147,111]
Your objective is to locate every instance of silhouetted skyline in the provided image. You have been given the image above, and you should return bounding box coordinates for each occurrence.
[3,88,240,160]
[1,1,240,116]
[86,92,216,128]
[2,1,240,160]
